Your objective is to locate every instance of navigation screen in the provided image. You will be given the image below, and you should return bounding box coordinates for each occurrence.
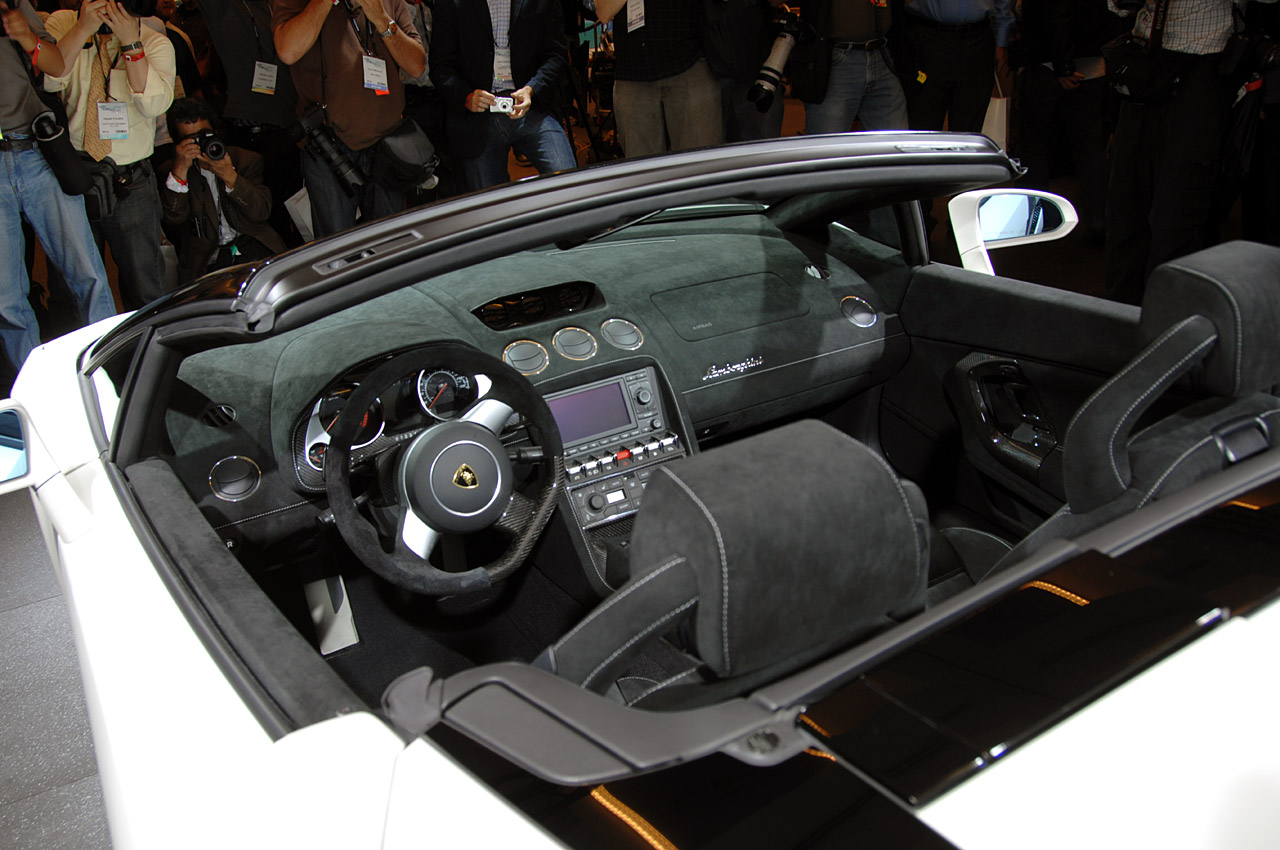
[548,382,632,445]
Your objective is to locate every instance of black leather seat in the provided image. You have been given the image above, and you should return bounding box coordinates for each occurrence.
[535,420,930,709]
[937,240,1280,594]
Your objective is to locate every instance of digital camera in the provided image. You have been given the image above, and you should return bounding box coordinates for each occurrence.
[489,96,515,114]
[192,130,226,162]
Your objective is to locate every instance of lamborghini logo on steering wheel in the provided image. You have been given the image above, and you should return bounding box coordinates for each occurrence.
[453,463,479,489]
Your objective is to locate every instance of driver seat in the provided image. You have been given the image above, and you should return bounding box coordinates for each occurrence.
[535,420,930,709]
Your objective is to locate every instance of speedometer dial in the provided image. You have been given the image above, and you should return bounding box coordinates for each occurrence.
[316,385,384,448]
[418,369,474,420]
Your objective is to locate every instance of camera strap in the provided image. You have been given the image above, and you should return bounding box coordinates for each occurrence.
[1148,0,1170,52]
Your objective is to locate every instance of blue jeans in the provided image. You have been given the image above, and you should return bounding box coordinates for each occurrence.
[804,45,909,135]
[1,144,115,373]
[461,108,577,192]
[94,159,168,311]
[302,142,405,239]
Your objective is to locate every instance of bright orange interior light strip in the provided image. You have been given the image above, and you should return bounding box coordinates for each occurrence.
[799,713,832,738]
[1022,580,1090,606]
[591,787,679,850]
[805,747,837,762]
[1226,499,1263,510]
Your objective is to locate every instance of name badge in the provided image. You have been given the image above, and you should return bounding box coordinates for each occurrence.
[251,61,278,95]
[627,0,644,31]
[362,54,390,95]
[493,47,513,89]
[97,102,130,140]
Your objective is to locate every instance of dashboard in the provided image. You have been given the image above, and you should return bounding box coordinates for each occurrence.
[165,214,913,576]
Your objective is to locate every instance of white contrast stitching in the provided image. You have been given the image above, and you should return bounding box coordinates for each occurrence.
[1063,317,1205,449]
[940,527,1014,551]
[1138,436,1217,509]
[661,467,732,673]
[616,676,659,688]
[1106,331,1217,490]
[1162,262,1245,395]
[1139,406,1280,508]
[213,499,320,530]
[554,556,687,652]
[627,667,701,706]
[581,597,699,688]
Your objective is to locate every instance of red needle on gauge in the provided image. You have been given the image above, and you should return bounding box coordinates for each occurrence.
[427,384,447,410]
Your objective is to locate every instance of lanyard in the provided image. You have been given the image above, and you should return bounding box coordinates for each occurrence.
[92,35,123,102]
[236,0,272,61]
[345,8,379,57]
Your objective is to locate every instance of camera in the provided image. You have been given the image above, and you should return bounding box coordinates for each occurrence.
[1219,30,1280,78]
[192,130,226,161]
[287,105,366,197]
[747,9,804,113]
[489,96,515,114]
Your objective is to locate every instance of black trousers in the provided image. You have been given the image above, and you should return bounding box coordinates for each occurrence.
[1105,54,1229,305]
[1017,66,1110,237]
[903,20,995,133]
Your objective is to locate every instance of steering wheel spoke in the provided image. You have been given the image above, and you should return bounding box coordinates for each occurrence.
[461,397,516,435]
[399,507,441,560]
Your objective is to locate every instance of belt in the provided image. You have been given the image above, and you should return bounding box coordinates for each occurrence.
[834,38,888,50]
[229,119,287,135]
[906,15,989,34]
[0,136,38,152]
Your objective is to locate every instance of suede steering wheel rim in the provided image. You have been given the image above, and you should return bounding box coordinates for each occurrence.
[324,341,565,596]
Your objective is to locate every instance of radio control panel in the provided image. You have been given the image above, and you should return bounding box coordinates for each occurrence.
[545,367,687,529]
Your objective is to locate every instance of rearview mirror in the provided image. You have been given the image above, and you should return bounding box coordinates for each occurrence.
[949,189,1079,274]
[0,409,28,484]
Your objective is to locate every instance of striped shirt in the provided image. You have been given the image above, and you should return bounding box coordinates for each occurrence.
[1107,0,1241,55]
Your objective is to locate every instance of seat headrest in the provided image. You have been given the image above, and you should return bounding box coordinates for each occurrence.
[1141,241,1280,398]
[627,420,927,680]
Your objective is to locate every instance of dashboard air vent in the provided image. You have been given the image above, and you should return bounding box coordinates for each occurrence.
[503,340,549,375]
[600,318,644,351]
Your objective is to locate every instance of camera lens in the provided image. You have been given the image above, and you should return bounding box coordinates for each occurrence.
[198,132,227,161]
[32,111,62,142]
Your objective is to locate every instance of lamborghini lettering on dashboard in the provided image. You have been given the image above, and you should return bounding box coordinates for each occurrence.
[702,356,765,382]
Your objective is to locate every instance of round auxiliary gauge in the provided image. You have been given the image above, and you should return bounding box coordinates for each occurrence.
[316,385,385,449]
[307,443,328,470]
[417,369,475,420]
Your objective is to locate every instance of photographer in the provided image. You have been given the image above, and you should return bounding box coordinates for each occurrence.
[160,96,284,283]
[429,0,577,191]
[2,0,115,382]
[1104,0,1238,305]
[198,0,304,245]
[44,0,177,310]
[272,0,425,237]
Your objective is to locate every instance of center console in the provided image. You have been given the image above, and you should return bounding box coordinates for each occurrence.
[545,366,686,532]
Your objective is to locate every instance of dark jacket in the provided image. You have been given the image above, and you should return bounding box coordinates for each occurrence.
[1018,0,1128,75]
[428,0,568,159]
[160,146,286,284]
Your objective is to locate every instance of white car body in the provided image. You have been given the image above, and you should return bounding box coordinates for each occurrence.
[4,325,560,850]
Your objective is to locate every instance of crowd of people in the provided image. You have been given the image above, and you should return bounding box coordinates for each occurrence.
[3,0,1279,393]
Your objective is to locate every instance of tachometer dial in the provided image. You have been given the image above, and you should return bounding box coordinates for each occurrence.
[417,369,474,420]
[315,385,384,448]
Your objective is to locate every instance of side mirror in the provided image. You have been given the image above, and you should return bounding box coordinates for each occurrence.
[948,189,1079,274]
[0,409,29,484]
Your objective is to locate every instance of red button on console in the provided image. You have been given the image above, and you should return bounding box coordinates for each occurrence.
[616,449,632,461]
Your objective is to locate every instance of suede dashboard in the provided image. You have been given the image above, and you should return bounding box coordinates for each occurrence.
[164,213,911,543]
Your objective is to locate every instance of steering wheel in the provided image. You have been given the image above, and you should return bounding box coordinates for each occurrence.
[324,342,564,596]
